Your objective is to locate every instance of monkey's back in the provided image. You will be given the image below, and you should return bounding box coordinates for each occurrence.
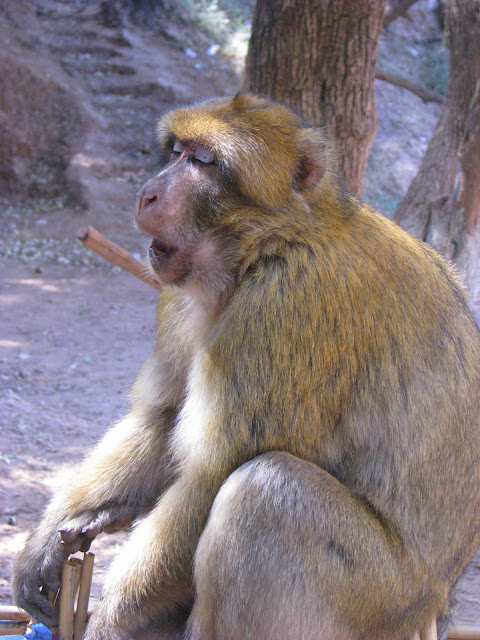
[203,198,480,591]
[311,204,480,582]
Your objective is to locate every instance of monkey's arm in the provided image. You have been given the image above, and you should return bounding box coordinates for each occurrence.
[83,275,302,637]
[57,404,177,551]
[13,349,181,624]
[84,452,239,640]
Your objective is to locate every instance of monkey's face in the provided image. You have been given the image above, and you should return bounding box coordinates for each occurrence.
[137,94,330,290]
[136,138,227,287]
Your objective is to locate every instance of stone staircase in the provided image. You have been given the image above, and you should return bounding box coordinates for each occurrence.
[26,0,238,250]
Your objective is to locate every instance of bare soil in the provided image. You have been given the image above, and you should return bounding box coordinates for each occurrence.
[0,0,239,610]
[1,0,479,631]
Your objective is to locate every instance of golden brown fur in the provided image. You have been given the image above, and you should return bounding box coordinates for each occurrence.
[14,94,480,640]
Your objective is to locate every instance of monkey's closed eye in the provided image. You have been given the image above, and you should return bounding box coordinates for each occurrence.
[172,139,185,155]
[193,144,215,164]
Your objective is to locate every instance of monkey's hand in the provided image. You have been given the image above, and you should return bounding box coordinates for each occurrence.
[14,504,138,625]
[13,529,68,625]
[59,503,138,554]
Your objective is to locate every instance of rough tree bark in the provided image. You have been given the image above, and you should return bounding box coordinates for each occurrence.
[393,0,480,299]
[245,0,387,197]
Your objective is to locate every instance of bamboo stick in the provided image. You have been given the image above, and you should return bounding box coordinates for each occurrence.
[58,558,82,640]
[0,605,30,621]
[73,552,95,640]
[77,225,162,291]
[448,625,480,640]
[0,620,29,635]
[420,618,437,640]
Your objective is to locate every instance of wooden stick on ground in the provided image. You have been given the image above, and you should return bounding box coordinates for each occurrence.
[77,225,163,291]
[449,626,480,640]
[2,605,480,639]
[0,605,30,621]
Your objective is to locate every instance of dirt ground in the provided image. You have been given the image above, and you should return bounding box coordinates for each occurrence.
[1,0,479,632]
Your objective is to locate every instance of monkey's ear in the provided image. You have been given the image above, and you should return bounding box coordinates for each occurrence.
[294,129,331,192]
[294,154,326,192]
[231,91,263,112]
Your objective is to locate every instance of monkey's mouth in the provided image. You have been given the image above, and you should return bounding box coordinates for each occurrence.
[149,239,178,261]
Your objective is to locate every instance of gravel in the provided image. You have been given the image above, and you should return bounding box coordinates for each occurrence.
[0,204,122,272]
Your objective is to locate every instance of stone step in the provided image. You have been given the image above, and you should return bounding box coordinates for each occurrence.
[49,44,121,58]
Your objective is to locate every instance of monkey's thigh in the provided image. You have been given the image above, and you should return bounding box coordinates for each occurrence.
[188,451,429,640]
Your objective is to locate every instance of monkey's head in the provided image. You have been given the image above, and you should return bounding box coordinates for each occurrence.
[136,94,333,290]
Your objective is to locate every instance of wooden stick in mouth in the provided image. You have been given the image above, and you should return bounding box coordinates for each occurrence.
[77,225,163,291]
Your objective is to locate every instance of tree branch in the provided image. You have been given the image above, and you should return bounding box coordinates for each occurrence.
[383,0,421,28]
[375,70,444,104]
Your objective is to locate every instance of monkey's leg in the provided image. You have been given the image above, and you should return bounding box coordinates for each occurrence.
[132,609,190,640]
[188,451,445,640]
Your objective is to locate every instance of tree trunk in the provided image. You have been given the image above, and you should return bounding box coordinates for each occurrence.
[442,85,480,299]
[245,0,387,197]
[394,0,480,299]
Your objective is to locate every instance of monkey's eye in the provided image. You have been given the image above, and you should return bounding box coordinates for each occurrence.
[172,139,185,155]
[192,144,215,164]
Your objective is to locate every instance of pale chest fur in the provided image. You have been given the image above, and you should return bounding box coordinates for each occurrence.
[167,290,217,466]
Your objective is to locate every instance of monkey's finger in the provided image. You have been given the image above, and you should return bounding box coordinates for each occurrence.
[60,533,88,554]
[80,538,93,552]
[82,521,104,538]
[38,562,63,593]
[59,527,79,543]
[40,585,60,604]
[18,582,57,625]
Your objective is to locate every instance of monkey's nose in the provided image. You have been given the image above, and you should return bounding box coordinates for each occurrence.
[136,183,160,226]
[143,195,157,207]
[138,189,158,214]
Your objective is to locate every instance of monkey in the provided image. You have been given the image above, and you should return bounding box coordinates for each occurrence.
[13,93,480,640]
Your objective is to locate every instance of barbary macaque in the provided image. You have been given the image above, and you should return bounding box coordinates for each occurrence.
[14,94,480,640]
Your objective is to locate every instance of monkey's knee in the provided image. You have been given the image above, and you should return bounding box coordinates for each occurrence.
[193,450,328,577]
[189,452,350,640]
[193,451,307,575]
[189,453,438,640]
